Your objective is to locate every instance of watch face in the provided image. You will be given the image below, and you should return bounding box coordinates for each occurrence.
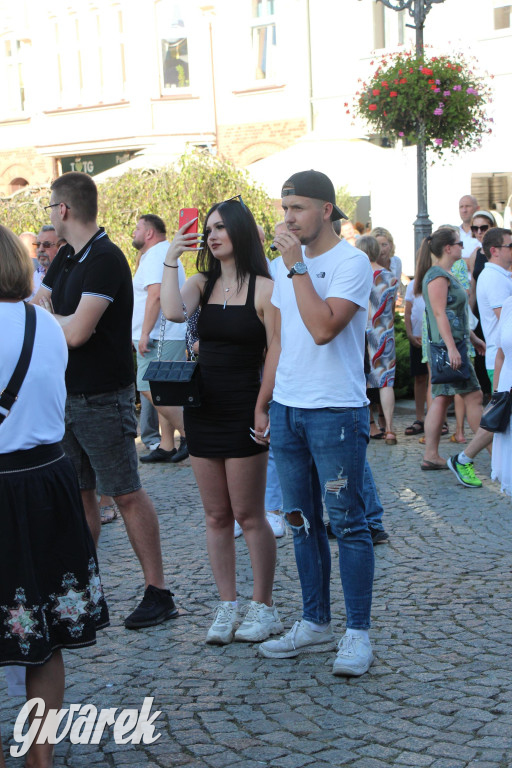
[294,262,307,275]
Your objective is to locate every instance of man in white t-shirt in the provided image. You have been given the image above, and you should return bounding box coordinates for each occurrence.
[458,194,480,261]
[448,228,512,488]
[131,214,188,464]
[255,170,375,677]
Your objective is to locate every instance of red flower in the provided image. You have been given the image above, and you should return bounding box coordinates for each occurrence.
[428,79,435,84]
[372,89,380,95]
[399,69,403,74]
[381,81,388,87]
[390,91,398,97]
[369,104,377,111]
[399,78,407,84]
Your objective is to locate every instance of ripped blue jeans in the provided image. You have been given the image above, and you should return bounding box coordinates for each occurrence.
[270,401,374,629]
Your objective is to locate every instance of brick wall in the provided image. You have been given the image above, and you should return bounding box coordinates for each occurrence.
[217,118,307,167]
[0,148,54,196]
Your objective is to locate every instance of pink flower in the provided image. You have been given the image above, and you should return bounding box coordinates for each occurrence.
[453,85,462,91]
[434,108,443,115]
[435,139,443,145]
[399,131,404,137]
[443,91,451,97]
[453,140,459,147]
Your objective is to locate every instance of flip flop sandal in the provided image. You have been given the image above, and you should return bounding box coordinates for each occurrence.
[441,422,449,436]
[405,420,424,435]
[100,504,119,524]
[385,432,397,445]
[421,460,448,471]
[449,434,467,443]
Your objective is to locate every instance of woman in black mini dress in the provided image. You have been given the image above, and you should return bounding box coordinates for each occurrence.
[161,198,282,646]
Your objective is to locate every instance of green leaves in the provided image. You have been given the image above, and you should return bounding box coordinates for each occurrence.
[1,152,279,275]
[355,51,492,158]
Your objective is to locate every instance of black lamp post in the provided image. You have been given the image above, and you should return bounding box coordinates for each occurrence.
[377,0,445,257]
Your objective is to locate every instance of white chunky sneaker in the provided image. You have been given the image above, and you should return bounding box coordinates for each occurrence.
[234,521,243,538]
[266,511,285,538]
[234,601,284,642]
[258,619,336,659]
[205,602,239,645]
[332,632,374,676]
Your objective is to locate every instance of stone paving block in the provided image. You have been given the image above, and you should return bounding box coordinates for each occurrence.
[396,751,436,766]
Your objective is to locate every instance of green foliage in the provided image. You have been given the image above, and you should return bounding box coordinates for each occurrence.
[335,185,359,222]
[394,311,414,399]
[0,186,51,235]
[0,152,280,274]
[355,50,493,157]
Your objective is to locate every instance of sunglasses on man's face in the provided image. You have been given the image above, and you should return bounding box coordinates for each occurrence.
[36,241,57,249]
[471,224,490,234]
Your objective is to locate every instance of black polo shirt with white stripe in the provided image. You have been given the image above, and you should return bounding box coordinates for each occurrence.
[43,228,135,394]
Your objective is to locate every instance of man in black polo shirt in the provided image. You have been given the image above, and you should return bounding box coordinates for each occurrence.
[33,172,178,630]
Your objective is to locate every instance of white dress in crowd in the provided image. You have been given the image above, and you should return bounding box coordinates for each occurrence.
[491,295,512,496]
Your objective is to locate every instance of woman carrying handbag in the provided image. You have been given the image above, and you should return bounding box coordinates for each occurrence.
[414,227,484,471]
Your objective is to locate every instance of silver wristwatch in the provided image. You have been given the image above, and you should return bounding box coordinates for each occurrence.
[287,261,308,278]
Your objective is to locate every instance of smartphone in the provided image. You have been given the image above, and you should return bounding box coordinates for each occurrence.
[179,207,199,234]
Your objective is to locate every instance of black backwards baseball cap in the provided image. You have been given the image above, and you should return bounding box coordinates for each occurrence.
[281,170,348,221]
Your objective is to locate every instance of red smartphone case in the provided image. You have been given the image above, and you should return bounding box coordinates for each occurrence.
[179,208,199,234]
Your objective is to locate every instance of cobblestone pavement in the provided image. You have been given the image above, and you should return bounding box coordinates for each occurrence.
[2,406,512,768]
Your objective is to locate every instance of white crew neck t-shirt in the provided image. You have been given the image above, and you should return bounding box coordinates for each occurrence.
[132,240,186,341]
[0,302,68,452]
[271,240,372,408]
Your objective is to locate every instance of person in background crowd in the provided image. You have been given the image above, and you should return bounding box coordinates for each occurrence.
[0,225,109,768]
[340,219,358,246]
[458,194,480,262]
[19,231,38,269]
[404,272,428,436]
[360,234,398,445]
[371,226,402,284]
[467,210,498,399]
[31,172,178,631]
[415,227,484,471]
[448,228,512,488]
[131,214,188,465]
[490,296,512,496]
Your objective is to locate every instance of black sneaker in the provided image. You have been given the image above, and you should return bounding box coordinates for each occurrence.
[140,447,177,463]
[370,528,389,545]
[124,585,179,629]
[171,437,189,463]
[325,521,336,539]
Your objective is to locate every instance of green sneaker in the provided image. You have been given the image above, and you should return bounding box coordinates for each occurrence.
[447,455,482,488]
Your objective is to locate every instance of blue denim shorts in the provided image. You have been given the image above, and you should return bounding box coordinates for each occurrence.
[63,384,141,496]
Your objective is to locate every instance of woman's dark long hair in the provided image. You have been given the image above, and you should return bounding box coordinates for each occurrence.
[196,199,269,303]
[415,227,459,296]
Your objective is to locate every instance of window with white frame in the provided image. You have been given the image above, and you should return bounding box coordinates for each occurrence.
[1,36,29,115]
[373,1,406,50]
[251,0,277,81]
[156,0,190,92]
[48,4,126,109]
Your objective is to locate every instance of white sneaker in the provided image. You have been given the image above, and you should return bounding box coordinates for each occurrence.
[332,632,374,676]
[234,521,243,538]
[205,602,239,645]
[258,619,335,659]
[234,601,283,642]
[266,510,285,538]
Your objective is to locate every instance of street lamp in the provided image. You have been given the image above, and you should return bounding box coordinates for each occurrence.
[377,0,446,257]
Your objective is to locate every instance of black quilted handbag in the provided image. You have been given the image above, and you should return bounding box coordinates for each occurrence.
[142,308,201,407]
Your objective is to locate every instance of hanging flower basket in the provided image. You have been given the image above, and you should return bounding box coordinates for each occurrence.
[354,50,493,156]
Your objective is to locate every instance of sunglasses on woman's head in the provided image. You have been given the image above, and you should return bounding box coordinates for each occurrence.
[471,224,489,233]
[222,194,246,209]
